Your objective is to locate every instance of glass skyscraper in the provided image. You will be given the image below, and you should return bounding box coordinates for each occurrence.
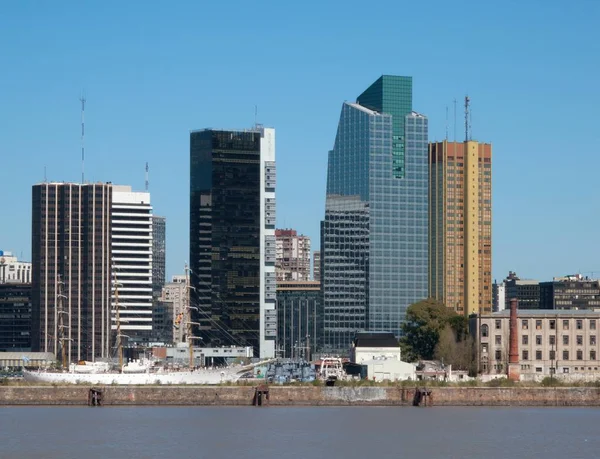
[189,127,277,358]
[322,75,428,354]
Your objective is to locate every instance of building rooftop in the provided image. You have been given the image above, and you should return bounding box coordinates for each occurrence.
[353,332,398,348]
[346,102,382,116]
[485,309,600,318]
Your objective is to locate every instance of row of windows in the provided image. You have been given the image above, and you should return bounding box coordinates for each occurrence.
[491,349,597,361]
[486,318,597,333]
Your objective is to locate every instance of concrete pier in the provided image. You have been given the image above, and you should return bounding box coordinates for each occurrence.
[1,386,600,406]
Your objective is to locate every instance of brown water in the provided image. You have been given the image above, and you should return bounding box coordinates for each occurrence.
[0,406,598,458]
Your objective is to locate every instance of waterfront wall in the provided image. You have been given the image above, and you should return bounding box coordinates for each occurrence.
[2,386,600,406]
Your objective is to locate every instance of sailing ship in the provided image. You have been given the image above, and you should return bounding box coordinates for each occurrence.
[23,265,272,385]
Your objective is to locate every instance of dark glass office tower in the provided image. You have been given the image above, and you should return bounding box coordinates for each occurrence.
[0,283,32,351]
[190,127,276,358]
[152,216,166,298]
[31,183,113,362]
[322,76,429,354]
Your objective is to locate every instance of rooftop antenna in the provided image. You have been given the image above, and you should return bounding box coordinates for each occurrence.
[145,162,149,191]
[453,98,457,142]
[254,105,258,126]
[80,94,86,184]
[44,165,47,183]
[469,105,473,141]
[445,105,448,141]
[464,95,470,142]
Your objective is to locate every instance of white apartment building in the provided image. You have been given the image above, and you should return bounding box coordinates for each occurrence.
[111,186,153,334]
[0,251,31,284]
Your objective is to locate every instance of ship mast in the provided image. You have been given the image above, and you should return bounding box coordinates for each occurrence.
[116,279,123,371]
[112,263,124,372]
[57,274,69,369]
[185,264,194,368]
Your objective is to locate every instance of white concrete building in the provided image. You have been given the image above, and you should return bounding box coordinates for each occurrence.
[260,127,277,358]
[0,251,31,284]
[111,186,153,335]
[493,280,506,312]
[350,332,416,381]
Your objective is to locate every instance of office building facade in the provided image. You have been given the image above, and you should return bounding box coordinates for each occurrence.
[540,275,600,310]
[0,283,32,351]
[111,186,153,340]
[493,280,506,312]
[275,229,311,281]
[152,216,166,297]
[276,280,321,359]
[322,75,429,353]
[429,141,493,315]
[0,251,32,284]
[312,251,321,282]
[32,183,112,361]
[190,126,276,358]
[161,278,186,343]
[504,271,541,309]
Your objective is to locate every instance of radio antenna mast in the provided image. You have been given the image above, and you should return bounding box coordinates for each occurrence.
[145,162,149,191]
[464,95,470,142]
[445,105,449,141]
[80,94,86,183]
[453,98,457,142]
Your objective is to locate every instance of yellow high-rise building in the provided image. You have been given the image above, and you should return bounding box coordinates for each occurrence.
[429,140,492,316]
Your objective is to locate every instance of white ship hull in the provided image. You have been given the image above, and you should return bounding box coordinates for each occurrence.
[23,367,253,385]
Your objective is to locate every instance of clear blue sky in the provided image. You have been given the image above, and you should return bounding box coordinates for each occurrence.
[1,0,599,282]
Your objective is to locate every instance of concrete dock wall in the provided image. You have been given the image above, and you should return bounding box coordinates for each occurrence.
[2,386,600,406]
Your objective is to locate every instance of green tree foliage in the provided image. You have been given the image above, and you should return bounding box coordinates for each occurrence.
[400,298,470,363]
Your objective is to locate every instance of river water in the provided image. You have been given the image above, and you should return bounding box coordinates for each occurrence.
[0,406,598,458]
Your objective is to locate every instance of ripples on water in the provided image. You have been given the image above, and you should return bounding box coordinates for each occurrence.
[0,406,599,459]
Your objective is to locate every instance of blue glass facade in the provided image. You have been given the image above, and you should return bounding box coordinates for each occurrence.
[322,76,428,354]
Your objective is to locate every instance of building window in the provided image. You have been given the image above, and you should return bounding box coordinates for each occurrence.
[563,367,570,373]
[495,335,501,345]
[563,350,569,360]
[495,350,502,361]
[495,320,501,330]
[522,335,529,345]
[535,320,542,330]
[591,335,596,346]
[550,350,556,360]
[577,320,583,330]
[535,350,542,360]
[550,320,556,330]
[591,350,596,360]
[536,367,543,373]
[481,343,488,353]
[577,335,583,346]
[522,320,529,330]
[536,335,542,345]
[591,320,597,330]
[549,335,556,345]
[563,320,569,330]
[577,350,583,360]
[563,335,569,345]
[481,324,489,337]
[522,350,529,360]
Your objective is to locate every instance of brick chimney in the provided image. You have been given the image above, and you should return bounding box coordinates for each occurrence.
[508,298,520,381]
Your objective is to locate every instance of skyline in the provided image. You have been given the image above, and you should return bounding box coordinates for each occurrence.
[2,1,600,282]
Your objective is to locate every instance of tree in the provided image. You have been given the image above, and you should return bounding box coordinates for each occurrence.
[401,298,456,361]
[434,325,476,373]
[401,298,470,363]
